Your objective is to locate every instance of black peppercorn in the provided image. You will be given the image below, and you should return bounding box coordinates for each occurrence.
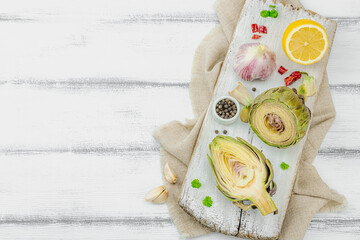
[215,98,237,120]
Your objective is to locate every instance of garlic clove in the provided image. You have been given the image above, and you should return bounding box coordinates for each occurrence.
[229,82,253,107]
[145,185,166,202]
[152,188,168,204]
[164,162,177,184]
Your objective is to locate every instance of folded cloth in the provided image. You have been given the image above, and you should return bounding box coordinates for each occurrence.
[153,0,346,239]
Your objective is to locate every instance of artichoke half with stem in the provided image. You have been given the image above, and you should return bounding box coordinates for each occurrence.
[208,136,277,216]
[230,84,311,148]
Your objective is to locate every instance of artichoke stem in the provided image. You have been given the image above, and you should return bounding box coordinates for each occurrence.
[252,187,278,216]
[240,106,250,123]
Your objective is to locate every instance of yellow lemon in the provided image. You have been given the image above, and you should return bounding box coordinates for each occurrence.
[282,19,329,65]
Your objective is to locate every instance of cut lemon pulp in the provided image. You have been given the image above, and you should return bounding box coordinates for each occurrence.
[282,19,329,65]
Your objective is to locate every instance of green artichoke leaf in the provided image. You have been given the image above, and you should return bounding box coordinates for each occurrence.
[208,136,277,216]
[249,86,311,148]
[298,75,316,99]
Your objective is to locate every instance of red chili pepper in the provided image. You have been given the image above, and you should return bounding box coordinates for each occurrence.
[252,34,261,39]
[259,25,267,34]
[284,71,303,86]
[278,66,288,75]
[251,24,259,33]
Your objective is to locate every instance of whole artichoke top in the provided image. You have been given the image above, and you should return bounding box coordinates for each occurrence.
[249,87,311,148]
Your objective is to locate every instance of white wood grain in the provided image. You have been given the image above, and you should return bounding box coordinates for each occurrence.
[0,152,357,239]
[0,152,164,218]
[0,224,358,240]
[180,0,337,238]
[0,151,357,218]
[0,85,358,152]
[0,19,358,85]
[0,0,359,18]
[0,151,357,220]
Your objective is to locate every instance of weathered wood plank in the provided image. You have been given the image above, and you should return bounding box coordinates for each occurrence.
[1,0,360,18]
[1,78,360,90]
[0,214,358,233]
[0,18,358,84]
[0,85,358,152]
[0,152,356,239]
[179,0,338,238]
[0,152,356,222]
[0,223,358,240]
[0,152,164,218]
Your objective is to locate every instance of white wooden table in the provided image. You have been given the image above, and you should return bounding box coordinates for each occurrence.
[0,0,359,239]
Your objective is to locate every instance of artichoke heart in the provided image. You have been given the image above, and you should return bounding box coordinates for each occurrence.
[249,87,311,148]
[208,136,277,216]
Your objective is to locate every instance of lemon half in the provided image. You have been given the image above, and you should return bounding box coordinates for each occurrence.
[282,19,329,65]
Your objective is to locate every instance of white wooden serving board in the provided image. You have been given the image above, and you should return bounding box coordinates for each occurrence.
[179,0,337,239]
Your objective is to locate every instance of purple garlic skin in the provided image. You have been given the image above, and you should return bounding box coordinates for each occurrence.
[233,43,276,81]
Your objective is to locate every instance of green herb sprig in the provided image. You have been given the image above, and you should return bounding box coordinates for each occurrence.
[203,196,213,207]
[260,10,270,17]
[280,162,289,170]
[260,5,278,18]
[191,179,202,189]
[270,9,278,18]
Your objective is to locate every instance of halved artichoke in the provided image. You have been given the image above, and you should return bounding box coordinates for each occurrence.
[208,136,277,216]
[249,87,311,148]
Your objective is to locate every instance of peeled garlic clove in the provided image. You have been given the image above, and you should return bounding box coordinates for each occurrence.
[164,162,177,184]
[229,82,253,107]
[152,188,168,204]
[145,185,166,202]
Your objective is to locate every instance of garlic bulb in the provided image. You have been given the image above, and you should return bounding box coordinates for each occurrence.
[233,43,276,81]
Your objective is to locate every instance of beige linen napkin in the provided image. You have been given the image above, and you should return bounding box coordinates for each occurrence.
[153,0,346,239]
